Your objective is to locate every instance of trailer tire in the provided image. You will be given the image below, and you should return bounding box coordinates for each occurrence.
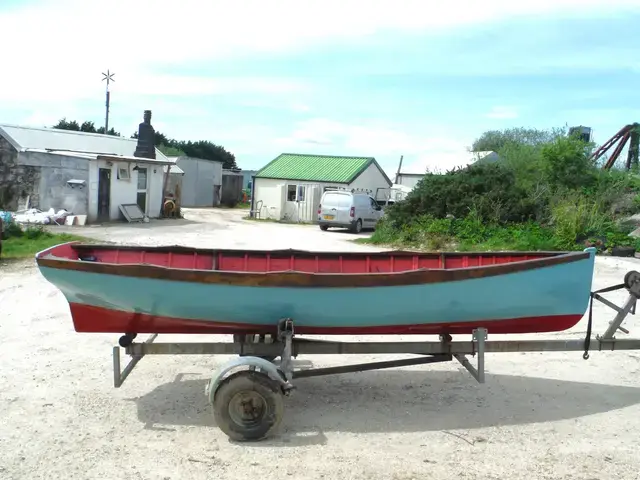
[612,246,636,258]
[213,370,284,442]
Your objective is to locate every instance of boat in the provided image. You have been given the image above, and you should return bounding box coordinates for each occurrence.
[35,242,597,337]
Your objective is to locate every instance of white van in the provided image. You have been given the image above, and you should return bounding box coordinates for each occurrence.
[317,191,383,233]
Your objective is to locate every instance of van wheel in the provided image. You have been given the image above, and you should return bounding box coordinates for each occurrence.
[352,219,363,234]
[320,225,328,231]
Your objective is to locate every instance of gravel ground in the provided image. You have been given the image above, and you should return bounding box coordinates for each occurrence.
[2,208,640,480]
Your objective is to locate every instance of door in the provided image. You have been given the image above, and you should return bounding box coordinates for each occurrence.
[97,168,111,222]
[368,196,383,227]
[136,167,148,214]
[320,191,350,225]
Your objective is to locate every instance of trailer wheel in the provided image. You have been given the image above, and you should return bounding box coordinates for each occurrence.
[213,370,284,442]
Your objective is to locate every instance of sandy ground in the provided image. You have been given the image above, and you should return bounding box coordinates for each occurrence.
[2,208,640,480]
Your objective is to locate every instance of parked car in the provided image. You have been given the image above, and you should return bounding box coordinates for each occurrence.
[317,191,383,233]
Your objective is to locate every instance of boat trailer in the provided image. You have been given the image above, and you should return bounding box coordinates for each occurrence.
[112,271,640,442]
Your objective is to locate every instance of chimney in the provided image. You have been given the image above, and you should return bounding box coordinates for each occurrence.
[133,110,156,159]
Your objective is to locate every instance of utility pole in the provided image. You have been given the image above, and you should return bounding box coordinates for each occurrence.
[102,70,115,134]
[395,155,404,184]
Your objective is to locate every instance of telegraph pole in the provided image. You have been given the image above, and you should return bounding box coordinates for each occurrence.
[102,70,115,134]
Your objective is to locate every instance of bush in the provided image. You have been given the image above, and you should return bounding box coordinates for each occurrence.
[371,127,640,252]
[387,162,537,228]
[4,221,24,238]
[3,222,52,240]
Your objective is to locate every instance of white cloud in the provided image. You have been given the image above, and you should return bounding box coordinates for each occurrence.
[485,106,519,120]
[0,0,636,102]
[272,117,475,176]
[0,71,308,103]
[0,0,636,170]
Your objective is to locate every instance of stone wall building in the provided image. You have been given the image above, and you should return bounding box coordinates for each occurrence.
[0,112,175,222]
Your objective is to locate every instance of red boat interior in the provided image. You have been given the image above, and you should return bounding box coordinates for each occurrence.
[40,242,565,273]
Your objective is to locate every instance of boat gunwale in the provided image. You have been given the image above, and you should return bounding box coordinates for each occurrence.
[67,242,569,258]
[35,242,594,288]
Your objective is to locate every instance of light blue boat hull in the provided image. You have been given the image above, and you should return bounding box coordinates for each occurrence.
[36,246,597,335]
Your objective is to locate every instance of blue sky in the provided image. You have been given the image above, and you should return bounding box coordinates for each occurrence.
[0,0,639,176]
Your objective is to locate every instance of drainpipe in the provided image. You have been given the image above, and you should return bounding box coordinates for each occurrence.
[250,175,256,218]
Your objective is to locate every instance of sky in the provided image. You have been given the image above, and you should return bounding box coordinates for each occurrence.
[1,0,639,177]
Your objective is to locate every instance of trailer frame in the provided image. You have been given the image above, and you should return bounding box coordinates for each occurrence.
[112,270,640,441]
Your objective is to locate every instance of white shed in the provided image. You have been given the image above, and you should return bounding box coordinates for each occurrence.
[251,153,392,222]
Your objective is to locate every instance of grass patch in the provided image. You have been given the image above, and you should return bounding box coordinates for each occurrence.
[215,202,251,210]
[1,224,91,260]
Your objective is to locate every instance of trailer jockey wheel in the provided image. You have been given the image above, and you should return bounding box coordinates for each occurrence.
[119,333,137,348]
[213,370,284,442]
[624,270,640,298]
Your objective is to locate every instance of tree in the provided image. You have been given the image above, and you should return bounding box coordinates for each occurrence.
[131,131,237,169]
[471,127,566,152]
[53,118,121,137]
[51,118,237,168]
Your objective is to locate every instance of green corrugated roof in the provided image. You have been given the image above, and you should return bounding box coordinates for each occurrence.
[255,153,375,183]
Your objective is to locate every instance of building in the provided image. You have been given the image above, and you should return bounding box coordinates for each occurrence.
[395,172,425,190]
[377,183,414,206]
[471,151,500,166]
[0,116,173,223]
[221,169,245,207]
[251,153,392,222]
[242,169,257,190]
[168,156,223,207]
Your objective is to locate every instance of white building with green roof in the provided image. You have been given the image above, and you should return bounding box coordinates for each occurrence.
[251,153,392,222]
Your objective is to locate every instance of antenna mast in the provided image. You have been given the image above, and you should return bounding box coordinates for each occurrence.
[101,70,115,134]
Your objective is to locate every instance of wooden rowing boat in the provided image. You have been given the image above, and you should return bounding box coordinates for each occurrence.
[35,242,597,336]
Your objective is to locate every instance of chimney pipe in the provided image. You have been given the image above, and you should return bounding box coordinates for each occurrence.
[134,110,156,159]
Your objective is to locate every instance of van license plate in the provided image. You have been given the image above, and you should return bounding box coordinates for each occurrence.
[323,215,334,220]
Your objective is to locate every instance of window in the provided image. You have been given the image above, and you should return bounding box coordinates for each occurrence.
[136,167,148,213]
[323,192,351,207]
[286,184,306,202]
[117,164,130,180]
[137,168,148,190]
[287,184,297,201]
[369,197,378,208]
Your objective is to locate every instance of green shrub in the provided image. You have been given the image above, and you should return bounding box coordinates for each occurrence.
[3,222,53,240]
[4,221,24,238]
[369,126,640,252]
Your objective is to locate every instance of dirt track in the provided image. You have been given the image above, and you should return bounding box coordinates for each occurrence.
[2,208,640,480]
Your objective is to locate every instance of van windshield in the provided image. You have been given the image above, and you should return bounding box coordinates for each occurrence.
[323,192,351,207]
